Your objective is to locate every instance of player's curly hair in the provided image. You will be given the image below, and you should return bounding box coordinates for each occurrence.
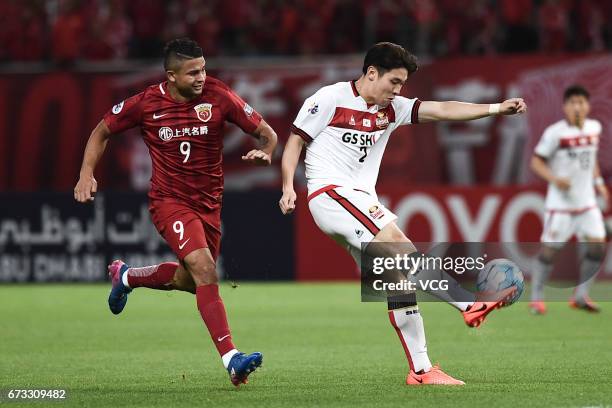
[362,42,418,76]
[163,38,203,71]
[563,84,590,101]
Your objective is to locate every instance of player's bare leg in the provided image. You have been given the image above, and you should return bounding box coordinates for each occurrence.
[529,245,557,315]
[570,237,605,312]
[107,261,197,314]
[183,248,262,386]
[370,222,464,385]
[169,264,197,293]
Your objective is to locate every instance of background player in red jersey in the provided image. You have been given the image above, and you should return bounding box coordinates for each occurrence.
[73,38,277,386]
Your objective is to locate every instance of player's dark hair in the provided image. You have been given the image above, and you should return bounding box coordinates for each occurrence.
[163,38,203,71]
[362,42,418,76]
[563,84,590,101]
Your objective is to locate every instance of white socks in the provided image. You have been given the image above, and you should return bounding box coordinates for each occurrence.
[451,301,473,312]
[122,269,131,288]
[407,265,476,310]
[575,257,601,300]
[389,307,432,373]
[531,258,552,301]
[222,349,239,369]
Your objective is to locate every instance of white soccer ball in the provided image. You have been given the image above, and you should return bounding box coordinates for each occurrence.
[476,259,524,304]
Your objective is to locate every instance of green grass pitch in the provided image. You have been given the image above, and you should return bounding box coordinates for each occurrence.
[1,283,611,407]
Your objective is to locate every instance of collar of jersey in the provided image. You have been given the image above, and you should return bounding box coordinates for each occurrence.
[351,80,377,109]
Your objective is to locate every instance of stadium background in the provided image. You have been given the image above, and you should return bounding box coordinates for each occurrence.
[2,2,612,408]
[1,0,612,283]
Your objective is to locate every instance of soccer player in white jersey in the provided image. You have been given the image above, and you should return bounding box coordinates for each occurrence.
[279,42,527,385]
[529,85,609,315]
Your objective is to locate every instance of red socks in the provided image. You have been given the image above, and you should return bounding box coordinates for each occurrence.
[126,262,178,290]
[196,284,235,356]
[125,265,235,357]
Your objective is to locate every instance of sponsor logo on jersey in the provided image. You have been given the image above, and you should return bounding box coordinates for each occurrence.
[158,126,208,141]
[194,103,213,122]
[355,229,364,238]
[363,118,371,128]
[368,205,384,220]
[243,103,254,116]
[178,238,191,250]
[308,102,319,115]
[342,132,377,146]
[559,134,599,149]
[159,127,174,141]
[375,111,389,129]
[112,101,124,114]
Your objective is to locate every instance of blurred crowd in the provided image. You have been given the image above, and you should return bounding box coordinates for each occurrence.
[1,0,611,63]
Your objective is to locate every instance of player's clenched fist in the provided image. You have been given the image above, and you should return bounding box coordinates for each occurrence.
[279,189,297,214]
[74,175,97,202]
[241,149,271,166]
[500,98,527,115]
[553,177,571,191]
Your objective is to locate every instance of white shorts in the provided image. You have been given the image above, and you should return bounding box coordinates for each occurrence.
[541,206,606,246]
[308,186,397,256]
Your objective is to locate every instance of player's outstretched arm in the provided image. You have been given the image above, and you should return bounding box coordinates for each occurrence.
[417,98,527,123]
[242,119,278,166]
[530,154,570,191]
[279,133,305,215]
[74,120,112,203]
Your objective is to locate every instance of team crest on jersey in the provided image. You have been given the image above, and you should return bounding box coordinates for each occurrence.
[349,116,356,126]
[368,205,384,220]
[376,112,389,129]
[194,103,213,122]
[308,102,319,115]
[112,101,124,114]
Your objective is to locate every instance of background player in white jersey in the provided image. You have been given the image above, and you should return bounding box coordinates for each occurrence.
[529,85,608,314]
[279,42,527,385]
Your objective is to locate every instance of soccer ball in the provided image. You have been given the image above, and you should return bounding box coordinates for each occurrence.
[476,259,524,304]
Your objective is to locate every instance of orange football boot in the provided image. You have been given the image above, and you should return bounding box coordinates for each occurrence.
[462,286,518,328]
[406,365,465,385]
[528,300,547,315]
[569,296,600,313]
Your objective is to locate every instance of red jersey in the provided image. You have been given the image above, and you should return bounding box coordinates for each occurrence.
[103,76,262,209]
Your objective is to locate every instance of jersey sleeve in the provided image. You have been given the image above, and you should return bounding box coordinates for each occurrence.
[224,89,263,134]
[291,89,336,142]
[393,96,421,126]
[594,119,603,135]
[534,126,558,159]
[103,92,145,134]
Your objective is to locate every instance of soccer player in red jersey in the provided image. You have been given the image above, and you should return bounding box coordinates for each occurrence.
[74,38,277,386]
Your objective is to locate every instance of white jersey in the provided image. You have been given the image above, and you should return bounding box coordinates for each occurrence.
[292,81,420,197]
[534,118,602,211]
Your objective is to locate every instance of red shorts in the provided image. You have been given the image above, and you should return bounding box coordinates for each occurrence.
[149,197,221,261]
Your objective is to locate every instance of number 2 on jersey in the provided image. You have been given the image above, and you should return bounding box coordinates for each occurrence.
[180,141,191,163]
[578,151,590,170]
[359,146,368,163]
